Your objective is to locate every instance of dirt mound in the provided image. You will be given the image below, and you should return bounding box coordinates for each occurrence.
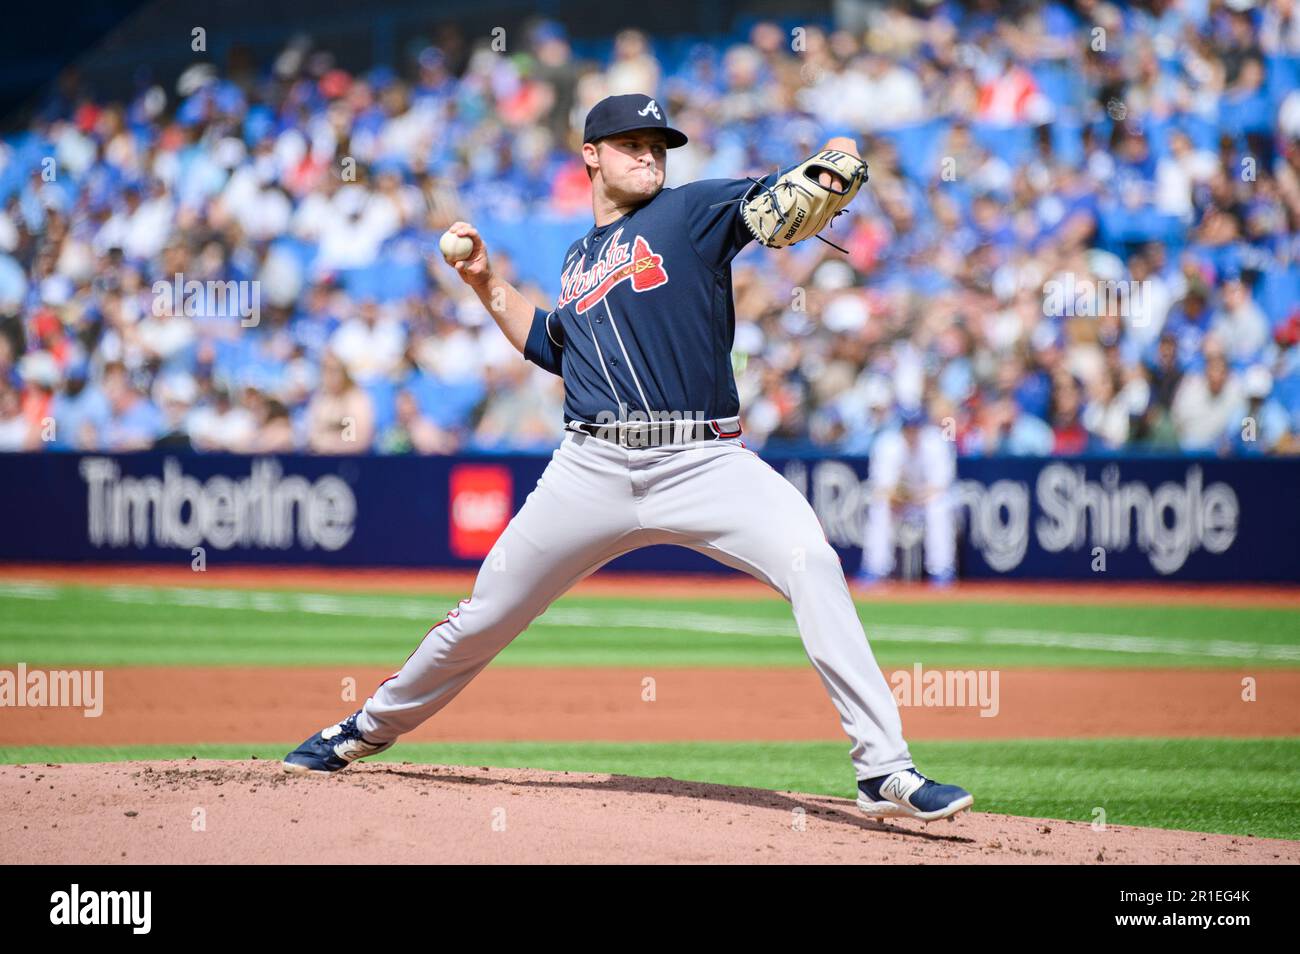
[2,761,1295,864]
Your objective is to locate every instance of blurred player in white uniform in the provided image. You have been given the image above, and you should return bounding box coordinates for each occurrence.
[857,406,956,586]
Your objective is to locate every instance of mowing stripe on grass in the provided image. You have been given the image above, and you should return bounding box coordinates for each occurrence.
[3,582,1297,668]
[74,584,1300,662]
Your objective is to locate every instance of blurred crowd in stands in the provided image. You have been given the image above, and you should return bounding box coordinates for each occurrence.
[1,0,1299,457]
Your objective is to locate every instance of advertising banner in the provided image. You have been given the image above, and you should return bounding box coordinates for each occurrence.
[1,451,1295,582]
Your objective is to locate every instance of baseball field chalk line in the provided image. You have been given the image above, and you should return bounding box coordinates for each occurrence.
[3,582,1296,663]
[0,583,59,600]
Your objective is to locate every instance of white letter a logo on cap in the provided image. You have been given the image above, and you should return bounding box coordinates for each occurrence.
[637,98,662,120]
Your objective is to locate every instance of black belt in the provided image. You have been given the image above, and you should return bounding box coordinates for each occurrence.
[567,417,742,449]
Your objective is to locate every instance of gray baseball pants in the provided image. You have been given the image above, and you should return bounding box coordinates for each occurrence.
[357,430,914,780]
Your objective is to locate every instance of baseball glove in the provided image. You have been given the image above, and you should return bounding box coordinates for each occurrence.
[739,149,869,250]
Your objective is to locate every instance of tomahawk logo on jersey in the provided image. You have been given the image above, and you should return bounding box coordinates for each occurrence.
[524,163,797,427]
[558,230,669,314]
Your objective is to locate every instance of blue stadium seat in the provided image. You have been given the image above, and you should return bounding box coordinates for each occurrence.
[878,120,948,178]
[271,236,318,274]
[0,133,54,202]
[1266,55,1300,112]
[971,123,1036,165]
[408,374,486,430]
[1220,91,1275,137]
[1028,62,1079,110]
[1259,267,1300,327]
[475,216,589,290]
[1178,113,1220,152]
[1049,118,1085,167]
[1099,207,1183,246]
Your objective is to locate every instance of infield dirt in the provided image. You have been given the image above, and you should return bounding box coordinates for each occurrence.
[4,667,1299,745]
[4,761,1297,865]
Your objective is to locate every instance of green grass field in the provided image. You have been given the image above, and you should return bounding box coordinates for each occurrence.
[2,580,1299,839]
[1,581,1298,668]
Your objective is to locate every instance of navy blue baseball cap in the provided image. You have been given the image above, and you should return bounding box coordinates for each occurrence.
[583,94,688,148]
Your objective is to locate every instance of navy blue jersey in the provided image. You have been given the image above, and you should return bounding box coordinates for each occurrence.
[523,165,797,426]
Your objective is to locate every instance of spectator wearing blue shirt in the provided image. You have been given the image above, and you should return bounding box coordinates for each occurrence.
[1145,331,1184,411]
[1226,366,1288,454]
[963,393,1053,457]
[1159,283,1214,371]
[1210,276,1270,365]
[47,362,108,450]
[97,362,163,451]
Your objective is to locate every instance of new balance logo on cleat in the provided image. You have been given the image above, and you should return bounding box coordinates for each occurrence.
[282,711,395,774]
[882,774,917,801]
[858,768,974,822]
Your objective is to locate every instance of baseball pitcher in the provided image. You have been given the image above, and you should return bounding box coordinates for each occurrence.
[284,94,973,822]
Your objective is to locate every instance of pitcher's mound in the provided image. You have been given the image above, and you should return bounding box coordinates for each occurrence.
[2,761,1294,864]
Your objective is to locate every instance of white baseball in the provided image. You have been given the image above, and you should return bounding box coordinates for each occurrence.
[439,230,474,262]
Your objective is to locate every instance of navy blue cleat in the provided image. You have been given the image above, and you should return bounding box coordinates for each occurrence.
[857,767,973,822]
[282,711,394,775]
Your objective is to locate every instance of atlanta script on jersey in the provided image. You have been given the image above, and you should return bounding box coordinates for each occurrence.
[524,165,796,426]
